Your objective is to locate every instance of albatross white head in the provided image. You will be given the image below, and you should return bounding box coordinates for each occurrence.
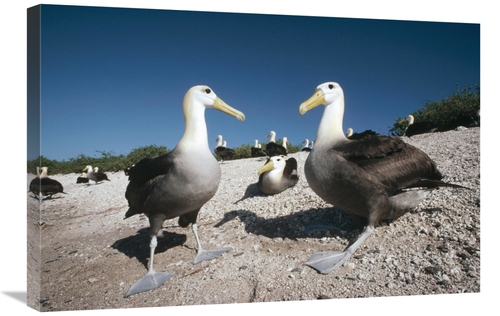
[266,131,277,143]
[215,135,223,148]
[299,82,347,147]
[180,85,245,150]
[257,155,287,176]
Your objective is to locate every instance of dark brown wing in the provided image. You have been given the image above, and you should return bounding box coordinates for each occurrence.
[266,142,287,157]
[283,157,298,179]
[335,136,444,194]
[335,135,405,159]
[40,178,65,195]
[125,152,175,218]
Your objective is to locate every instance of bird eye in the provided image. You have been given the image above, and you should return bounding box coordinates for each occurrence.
[205,88,211,94]
[328,84,334,89]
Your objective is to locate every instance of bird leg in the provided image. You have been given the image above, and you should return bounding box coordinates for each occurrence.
[306,225,374,274]
[124,235,175,297]
[192,223,231,264]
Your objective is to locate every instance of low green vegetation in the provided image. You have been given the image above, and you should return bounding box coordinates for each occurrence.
[27,145,168,175]
[389,84,480,136]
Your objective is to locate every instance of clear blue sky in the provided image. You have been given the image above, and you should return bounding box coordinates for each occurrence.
[31,4,479,161]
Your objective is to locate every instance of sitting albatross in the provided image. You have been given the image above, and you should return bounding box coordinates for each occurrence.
[301,139,312,152]
[214,135,236,163]
[251,139,266,157]
[83,165,110,184]
[29,166,66,200]
[403,114,439,137]
[76,172,89,184]
[298,82,466,274]
[265,131,287,157]
[124,85,245,297]
[257,155,299,195]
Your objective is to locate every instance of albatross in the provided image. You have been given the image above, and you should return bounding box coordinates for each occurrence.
[403,114,439,137]
[301,139,312,152]
[83,165,110,184]
[265,131,287,157]
[257,155,299,195]
[123,85,245,297]
[298,81,466,274]
[251,139,266,157]
[29,166,66,200]
[214,135,236,163]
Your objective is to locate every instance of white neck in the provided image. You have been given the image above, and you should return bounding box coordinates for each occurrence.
[269,132,276,143]
[315,96,346,147]
[178,94,210,152]
[216,136,223,147]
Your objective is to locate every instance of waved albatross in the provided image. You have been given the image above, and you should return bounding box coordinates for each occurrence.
[123,85,245,297]
[214,135,236,163]
[83,165,110,184]
[257,155,299,195]
[403,114,439,137]
[251,139,266,157]
[29,166,66,200]
[265,131,287,157]
[298,82,466,274]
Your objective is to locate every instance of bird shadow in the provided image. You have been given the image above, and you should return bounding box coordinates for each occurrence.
[215,206,444,242]
[27,194,65,201]
[111,228,187,270]
[233,183,267,204]
[215,207,356,241]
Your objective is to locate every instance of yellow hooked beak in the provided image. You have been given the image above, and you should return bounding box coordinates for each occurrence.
[213,97,246,122]
[257,160,275,175]
[299,89,325,115]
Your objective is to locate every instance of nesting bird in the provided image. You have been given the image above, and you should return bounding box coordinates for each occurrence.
[257,155,299,195]
[123,85,245,297]
[28,166,66,200]
[251,139,266,157]
[265,131,288,157]
[301,139,312,152]
[83,165,110,184]
[403,114,439,137]
[214,135,236,163]
[299,81,466,274]
[346,128,379,140]
[76,172,89,184]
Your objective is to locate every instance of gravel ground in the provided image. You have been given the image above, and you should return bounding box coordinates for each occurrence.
[27,127,480,312]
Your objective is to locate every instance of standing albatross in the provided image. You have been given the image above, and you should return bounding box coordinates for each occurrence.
[298,82,466,274]
[124,85,245,297]
[83,165,110,184]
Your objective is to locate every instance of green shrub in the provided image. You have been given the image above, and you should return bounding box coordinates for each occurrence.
[389,84,480,136]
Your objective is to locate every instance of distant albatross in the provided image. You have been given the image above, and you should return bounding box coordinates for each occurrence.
[301,139,311,152]
[214,135,236,163]
[265,131,287,157]
[251,139,266,157]
[403,114,439,137]
[83,165,110,184]
[257,155,299,195]
[123,85,245,297]
[29,166,66,200]
[299,82,466,274]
